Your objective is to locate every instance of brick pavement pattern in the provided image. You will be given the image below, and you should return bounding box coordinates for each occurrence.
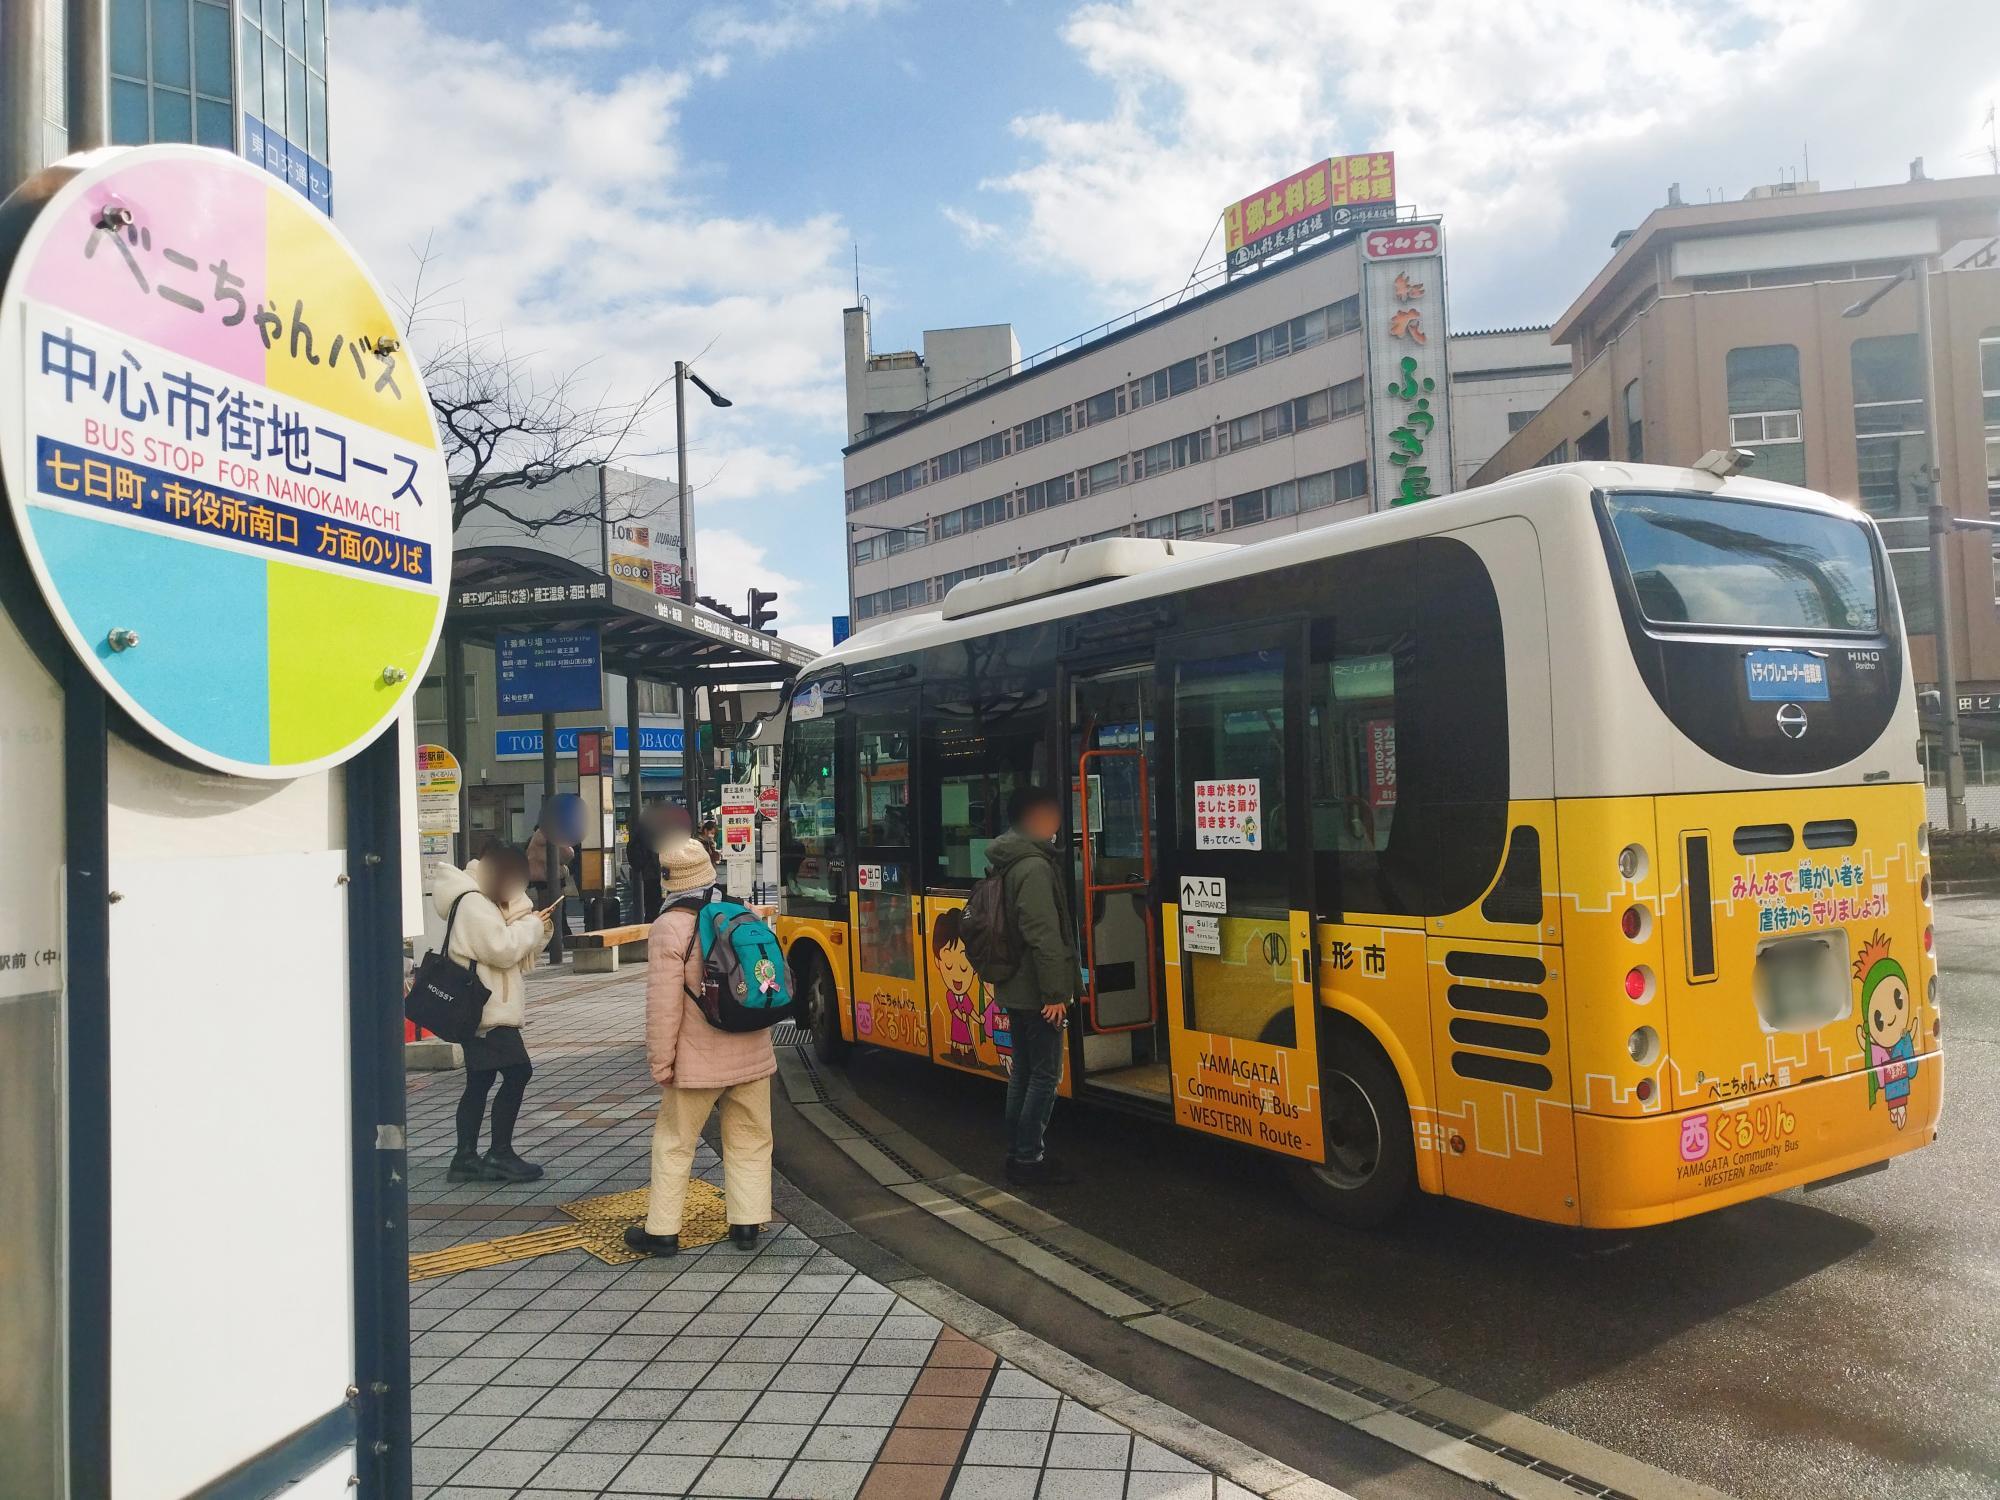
[408,964,1257,1499]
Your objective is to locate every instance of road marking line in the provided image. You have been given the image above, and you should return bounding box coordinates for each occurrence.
[778,1043,1739,1500]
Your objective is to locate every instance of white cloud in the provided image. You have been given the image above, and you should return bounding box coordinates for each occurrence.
[330,6,854,523]
[529,9,624,50]
[698,0,900,58]
[693,526,837,648]
[942,205,1004,248]
[975,0,2000,324]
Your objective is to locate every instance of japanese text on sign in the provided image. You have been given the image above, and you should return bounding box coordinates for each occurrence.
[1181,914,1222,955]
[79,209,406,401]
[29,309,435,580]
[1224,153,1396,253]
[1193,779,1262,851]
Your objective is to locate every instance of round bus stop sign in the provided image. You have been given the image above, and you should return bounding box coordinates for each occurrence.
[0,145,450,778]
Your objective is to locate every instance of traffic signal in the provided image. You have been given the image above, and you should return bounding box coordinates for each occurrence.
[747,588,778,634]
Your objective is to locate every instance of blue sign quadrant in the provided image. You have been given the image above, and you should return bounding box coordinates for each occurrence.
[30,508,270,763]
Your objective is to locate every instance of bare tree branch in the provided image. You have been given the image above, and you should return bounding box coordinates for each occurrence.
[394,242,679,535]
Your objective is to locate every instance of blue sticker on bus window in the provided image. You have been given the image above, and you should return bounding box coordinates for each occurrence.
[1744,649,1830,701]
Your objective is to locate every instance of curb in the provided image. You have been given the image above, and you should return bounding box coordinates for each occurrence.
[774,1040,1737,1500]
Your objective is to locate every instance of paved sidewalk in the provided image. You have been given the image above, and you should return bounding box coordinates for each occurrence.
[407,964,1340,1500]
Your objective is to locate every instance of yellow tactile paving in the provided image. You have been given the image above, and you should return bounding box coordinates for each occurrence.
[407,1179,728,1281]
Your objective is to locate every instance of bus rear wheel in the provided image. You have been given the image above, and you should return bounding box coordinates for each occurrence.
[798,951,849,1066]
[1290,1036,1414,1230]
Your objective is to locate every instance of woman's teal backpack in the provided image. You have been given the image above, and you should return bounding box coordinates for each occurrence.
[679,896,796,1032]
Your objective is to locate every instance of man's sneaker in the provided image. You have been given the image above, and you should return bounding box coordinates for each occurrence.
[446,1151,497,1183]
[729,1223,761,1250]
[483,1150,544,1183]
[623,1225,680,1257]
[1005,1155,1075,1186]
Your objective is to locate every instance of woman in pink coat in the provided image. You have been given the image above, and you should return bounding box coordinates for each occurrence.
[624,838,776,1256]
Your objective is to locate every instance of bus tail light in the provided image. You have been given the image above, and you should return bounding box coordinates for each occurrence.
[1624,965,1655,1002]
[1635,1077,1655,1102]
[1924,924,1934,954]
[1918,823,1930,856]
[1921,873,1932,904]
[1620,905,1650,941]
[1627,1026,1660,1066]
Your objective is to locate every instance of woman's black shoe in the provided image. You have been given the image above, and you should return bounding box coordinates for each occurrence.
[729,1223,761,1250]
[483,1150,544,1183]
[623,1225,680,1257]
[446,1151,498,1183]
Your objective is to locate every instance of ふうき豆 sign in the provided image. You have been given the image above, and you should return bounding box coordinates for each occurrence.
[0,145,450,778]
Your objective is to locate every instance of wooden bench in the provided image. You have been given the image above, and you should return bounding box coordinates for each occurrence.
[571,923,651,973]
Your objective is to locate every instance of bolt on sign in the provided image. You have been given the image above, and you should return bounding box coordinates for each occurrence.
[1223,153,1397,273]
[1360,220,1452,508]
[0,145,451,777]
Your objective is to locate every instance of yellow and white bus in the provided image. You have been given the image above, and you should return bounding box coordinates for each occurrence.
[776,462,1941,1228]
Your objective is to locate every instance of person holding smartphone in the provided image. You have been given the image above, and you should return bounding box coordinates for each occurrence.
[431,842,557,1182]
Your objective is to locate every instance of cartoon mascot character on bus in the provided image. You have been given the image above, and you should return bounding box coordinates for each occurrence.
[1853,932,1917,1129]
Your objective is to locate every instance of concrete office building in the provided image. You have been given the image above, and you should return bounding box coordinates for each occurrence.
[1472,171,2000,709]
[1446,326,1574,489]
[411,651,684,853]
[841,221,1559,626]
[29,0,333,209]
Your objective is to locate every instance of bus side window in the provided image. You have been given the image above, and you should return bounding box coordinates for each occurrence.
[781,709,842,909]
[854,712,916,979]
[922,703,1048,886]
[1309,538,1509,919]
[920,638,1053,888]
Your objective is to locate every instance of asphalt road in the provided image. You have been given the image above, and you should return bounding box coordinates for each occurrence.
[806,895,2000,1500]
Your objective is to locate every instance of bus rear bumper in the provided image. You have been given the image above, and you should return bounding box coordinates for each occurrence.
[1572,1054,1942,1230]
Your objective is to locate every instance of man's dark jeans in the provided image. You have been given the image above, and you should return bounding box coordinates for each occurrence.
[1003,1006,1065,1162]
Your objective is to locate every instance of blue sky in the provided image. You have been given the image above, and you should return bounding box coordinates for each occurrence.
[331,0,2000,651]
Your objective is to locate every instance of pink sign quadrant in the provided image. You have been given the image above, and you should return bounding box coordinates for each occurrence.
[24,154,268,384]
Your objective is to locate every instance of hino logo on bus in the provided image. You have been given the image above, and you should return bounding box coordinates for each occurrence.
[1775,703,1810,739]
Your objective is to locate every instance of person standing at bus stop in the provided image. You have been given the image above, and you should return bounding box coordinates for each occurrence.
[986,785,1079,1186]
[433,844,556,1183]
[625,837,776,1256]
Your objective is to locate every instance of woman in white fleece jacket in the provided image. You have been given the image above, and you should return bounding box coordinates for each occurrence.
[432,845,553,1183]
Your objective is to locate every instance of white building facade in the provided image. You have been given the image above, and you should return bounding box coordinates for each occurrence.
[1444,326,1574,489]
[841,222,1556,626]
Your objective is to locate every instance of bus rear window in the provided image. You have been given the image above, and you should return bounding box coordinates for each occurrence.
[1603,492,1880,633]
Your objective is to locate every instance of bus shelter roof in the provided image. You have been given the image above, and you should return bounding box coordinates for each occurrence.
[445,547,816,688]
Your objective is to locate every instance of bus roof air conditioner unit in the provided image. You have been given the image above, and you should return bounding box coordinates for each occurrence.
[939,537,1237,621]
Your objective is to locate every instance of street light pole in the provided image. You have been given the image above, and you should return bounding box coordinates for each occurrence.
[674,361,695,606]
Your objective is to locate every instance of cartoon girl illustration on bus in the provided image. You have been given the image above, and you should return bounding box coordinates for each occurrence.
[1854,932,1918,1129]
[932,910,983,1068]
[983,993,1013,1075]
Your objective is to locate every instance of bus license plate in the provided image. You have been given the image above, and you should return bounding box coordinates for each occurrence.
[1744,649,1829,702]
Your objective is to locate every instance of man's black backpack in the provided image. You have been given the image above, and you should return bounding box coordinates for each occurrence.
[959,869,1019,984]
[405,894,490,1043]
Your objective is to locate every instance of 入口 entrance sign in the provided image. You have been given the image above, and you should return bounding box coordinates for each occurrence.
[0,145,451,778]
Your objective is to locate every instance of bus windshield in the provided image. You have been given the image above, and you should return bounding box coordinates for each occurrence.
[1603,492,1881,633]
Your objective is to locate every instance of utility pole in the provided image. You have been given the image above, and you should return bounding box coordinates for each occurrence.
[1846,260,1967,831]
[1916,259,1968,831]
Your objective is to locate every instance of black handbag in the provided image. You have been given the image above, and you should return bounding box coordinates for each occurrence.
[406,894,491,1044]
